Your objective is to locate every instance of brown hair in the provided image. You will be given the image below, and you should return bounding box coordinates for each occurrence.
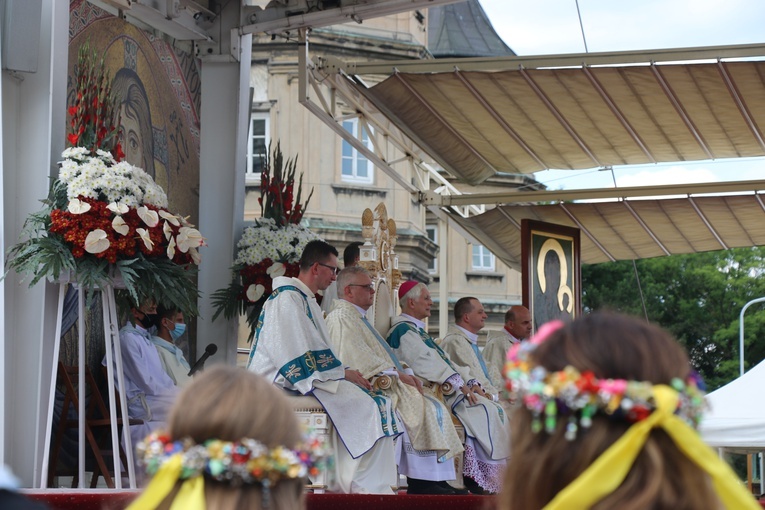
[498,312,721,510]
[157,365,305,510]
[453,296,477,322]
[299,240,338,271]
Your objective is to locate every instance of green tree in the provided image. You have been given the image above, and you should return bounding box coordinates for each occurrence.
[582,247,765,390]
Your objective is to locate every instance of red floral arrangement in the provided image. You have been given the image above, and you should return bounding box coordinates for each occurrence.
[49,199,200,266]
[7,42,204,315]
[213,142,318,340]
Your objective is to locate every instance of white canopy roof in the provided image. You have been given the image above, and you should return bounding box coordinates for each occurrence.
[700,359,765,453]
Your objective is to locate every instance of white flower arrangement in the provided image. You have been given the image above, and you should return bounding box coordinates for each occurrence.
[7,45,202,317]
[58,149,168,209]
[235,218,321,266]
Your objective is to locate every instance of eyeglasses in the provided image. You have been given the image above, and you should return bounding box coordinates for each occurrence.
[348,283,375,291]
[317,262,340,275]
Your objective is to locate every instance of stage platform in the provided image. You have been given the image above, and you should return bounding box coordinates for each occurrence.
[22,489,765,509]
[22,489,497,510]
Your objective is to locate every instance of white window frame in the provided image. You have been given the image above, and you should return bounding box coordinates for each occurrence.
[426,225,438,273]
[246,111,269,182]
[472,244,495,271]
[341,118,374,184]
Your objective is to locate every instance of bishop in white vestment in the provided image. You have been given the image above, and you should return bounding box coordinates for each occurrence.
[386,283,511,494]
[247,241,398,494]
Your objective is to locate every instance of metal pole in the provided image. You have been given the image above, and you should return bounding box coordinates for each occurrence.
[739,297,765,376]
[439,217,449,338]
[39,284,66,488]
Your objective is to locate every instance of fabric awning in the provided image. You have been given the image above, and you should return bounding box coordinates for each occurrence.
[311,45,765,267]
[349,46,765,185]
[448,194,765,270]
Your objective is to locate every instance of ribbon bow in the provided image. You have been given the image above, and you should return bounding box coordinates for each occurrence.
[544,385,759,509]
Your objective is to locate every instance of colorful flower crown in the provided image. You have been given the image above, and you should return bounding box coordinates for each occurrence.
[504,328,707,440]
[136,431,331,486]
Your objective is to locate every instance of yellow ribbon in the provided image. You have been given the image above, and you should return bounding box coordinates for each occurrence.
[544,385,760,510]
[126,454,206,510]
[169,475,205,510]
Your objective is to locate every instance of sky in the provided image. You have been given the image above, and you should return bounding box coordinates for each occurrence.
[478,0,765,190]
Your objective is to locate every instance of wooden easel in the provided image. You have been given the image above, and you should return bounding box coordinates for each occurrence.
[39,279,136,489]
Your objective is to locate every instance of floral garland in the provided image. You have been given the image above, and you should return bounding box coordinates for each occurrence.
[5,43,204,314]
[136,430,331,486]
[212,143,318,340]
[504,326,707,440]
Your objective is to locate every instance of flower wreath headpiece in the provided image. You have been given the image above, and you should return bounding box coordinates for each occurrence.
[127,431,331,510]
[504,321,707,440]
[503,320,760,510]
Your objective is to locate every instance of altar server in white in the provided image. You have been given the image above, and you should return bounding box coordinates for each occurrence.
[326,266,464,495]
[247,240,398,494]
[105,299,179,452]
[149,303,192,387]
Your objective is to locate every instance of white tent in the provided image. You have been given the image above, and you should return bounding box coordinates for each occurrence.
[700,360,765,453]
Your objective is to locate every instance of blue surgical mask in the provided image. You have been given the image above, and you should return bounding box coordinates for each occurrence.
[169,323,186,341]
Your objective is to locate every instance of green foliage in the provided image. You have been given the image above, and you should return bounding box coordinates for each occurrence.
[211,264,247,322]
[582,247,765,391]
[210,264,262,343]
[116,257,199,316]
[6,181,73,286]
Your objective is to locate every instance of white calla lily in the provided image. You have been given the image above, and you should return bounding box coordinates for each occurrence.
[112,215,129,236]
[136,228,154,250]
[137,206,159,227]
[267,262,286,278]
[167,236,176,260]
[158,210,180,226]
[163,220,173,240]
[106,202,129,215]
[188,246,202,265]
[246,284,265,302]
[84,229,109,254]
[176,227,206,253]
[67,198,92,215]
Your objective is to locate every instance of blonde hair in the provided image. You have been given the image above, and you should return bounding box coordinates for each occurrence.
[157,365,305,510]
[499,312,722,510]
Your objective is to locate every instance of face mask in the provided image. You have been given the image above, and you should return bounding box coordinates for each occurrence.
[169,323,186,341]
[138,311,158,329]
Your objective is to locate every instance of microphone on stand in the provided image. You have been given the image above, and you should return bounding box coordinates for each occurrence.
[188,343,218,376]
